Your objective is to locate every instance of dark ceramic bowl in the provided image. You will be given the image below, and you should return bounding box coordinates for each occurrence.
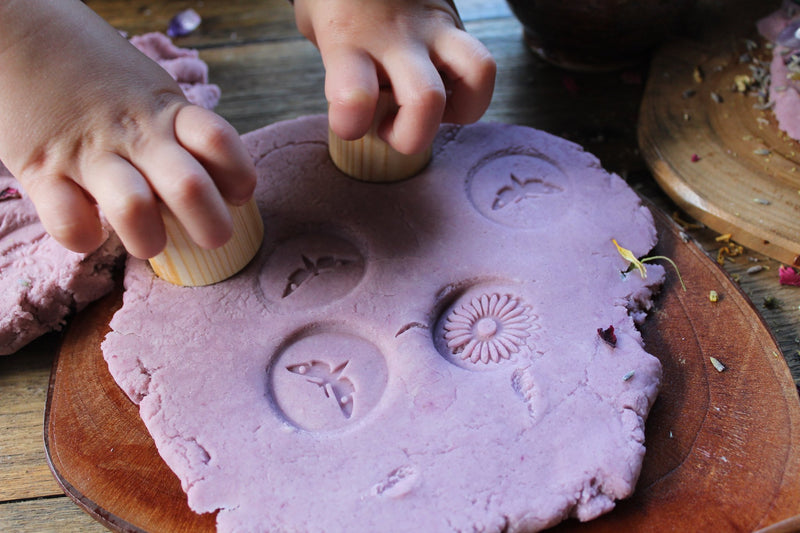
[505,0,697,71]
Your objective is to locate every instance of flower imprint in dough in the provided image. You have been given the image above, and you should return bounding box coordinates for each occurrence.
[443,293,532,364]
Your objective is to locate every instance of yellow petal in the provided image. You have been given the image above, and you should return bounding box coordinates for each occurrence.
[612,239,647,278]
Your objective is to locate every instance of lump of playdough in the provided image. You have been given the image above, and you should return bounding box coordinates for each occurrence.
[0,167,123,354]
[128,32,221,109]
[103,117,664,532]
[758,8,800,141]
[0,33,218,354]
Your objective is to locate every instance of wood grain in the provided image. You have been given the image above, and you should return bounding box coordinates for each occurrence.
[639,0,800,265]
[44,207,800,532]
[0,497,107,533]
[0,335,65,501]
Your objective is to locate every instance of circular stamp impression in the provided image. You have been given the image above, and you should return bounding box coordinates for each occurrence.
[433,287,539,371]
[467,151,571,228]
[257,232,365,310]
[268,329,389,431]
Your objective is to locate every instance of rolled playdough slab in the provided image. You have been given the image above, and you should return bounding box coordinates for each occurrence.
[103,116,664,532]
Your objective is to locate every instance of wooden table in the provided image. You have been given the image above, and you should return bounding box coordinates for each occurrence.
[2,0,798,531]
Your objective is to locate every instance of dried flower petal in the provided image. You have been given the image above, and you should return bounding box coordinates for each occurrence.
[691,153,701,162]
[779,265,800,286]
[167,8,201,38]
[709,290,718,302]
[622,370,635,381]
[0,187,21,201]
[597,325,617,347]
[734,75,752,92]
[612,239,647,278]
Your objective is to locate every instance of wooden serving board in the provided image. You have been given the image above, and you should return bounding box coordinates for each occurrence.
[638,0,800,266]
[45,207,800,532]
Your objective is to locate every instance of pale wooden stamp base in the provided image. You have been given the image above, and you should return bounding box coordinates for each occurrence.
[148,197,264,286]
[328,91,432,182]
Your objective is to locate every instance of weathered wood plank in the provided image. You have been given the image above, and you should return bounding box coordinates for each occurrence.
[0,336,64,502]
[0,496,107,533]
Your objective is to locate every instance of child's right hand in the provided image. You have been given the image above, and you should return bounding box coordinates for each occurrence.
[0,0,257,259]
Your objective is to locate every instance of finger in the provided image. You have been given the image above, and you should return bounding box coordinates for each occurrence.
[432,31,496,125]
[24,175,105,254]
[81,152,166,259]
[323,46,380,141]
[135,142,233,251]
[174,105,257,206]
[378,49,446,155]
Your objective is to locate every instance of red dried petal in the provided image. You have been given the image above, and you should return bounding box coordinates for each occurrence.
[597,325,617,347]
[0,187,21,201]
[779,265,800,287]
[691,154,700,162]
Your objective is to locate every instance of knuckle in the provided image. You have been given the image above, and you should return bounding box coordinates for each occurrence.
[196,116,236,152]
[168,171,211,206]
[108,190,153,227]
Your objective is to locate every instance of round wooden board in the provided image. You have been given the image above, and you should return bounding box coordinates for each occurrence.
[638,0,800,266]
[45,207,800,532]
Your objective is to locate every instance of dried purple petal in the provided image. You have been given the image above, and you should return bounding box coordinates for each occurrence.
[0,187,21,201]
[597,325,617,347]
[167,8,201,38]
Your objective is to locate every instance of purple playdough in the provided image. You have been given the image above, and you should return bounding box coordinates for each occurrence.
[0,167,123,354]
[103,116,664,532]
[758,7,800,142]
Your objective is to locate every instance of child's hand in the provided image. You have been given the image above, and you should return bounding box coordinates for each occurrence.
[0,0,256,259]
[293,0,496,155]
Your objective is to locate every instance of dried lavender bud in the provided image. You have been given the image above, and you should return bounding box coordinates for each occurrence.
[167,8,201,38]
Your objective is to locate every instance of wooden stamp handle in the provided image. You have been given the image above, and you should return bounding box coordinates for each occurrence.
[328,90,432,182]
[148,197,264,286]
